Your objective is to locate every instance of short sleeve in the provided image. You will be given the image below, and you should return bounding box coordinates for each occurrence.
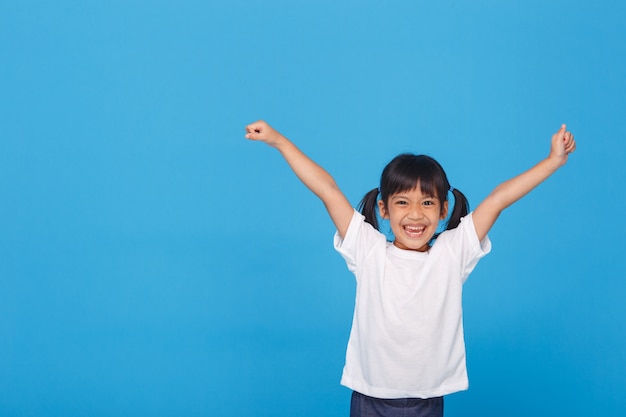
[334,209,386,276]
[436,212,491,283]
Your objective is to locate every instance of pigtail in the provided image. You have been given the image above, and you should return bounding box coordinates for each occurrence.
[446,188,470,230]
[358,188,380,231]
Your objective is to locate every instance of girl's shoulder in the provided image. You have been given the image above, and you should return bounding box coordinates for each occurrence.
[334,209,388,266]
[432,212,492,267]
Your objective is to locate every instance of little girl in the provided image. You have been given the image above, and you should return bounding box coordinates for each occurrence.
[245,121,576,417]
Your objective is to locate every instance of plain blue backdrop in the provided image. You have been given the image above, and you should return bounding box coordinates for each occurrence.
[1,1,625,416]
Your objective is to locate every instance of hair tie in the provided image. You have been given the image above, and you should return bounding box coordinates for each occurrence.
[449,187,455,193]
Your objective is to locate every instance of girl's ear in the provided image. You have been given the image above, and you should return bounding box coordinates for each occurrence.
[440,200,449,220]
[378,200,389,219]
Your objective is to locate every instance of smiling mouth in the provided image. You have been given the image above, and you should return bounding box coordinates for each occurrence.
[403,225,426,237]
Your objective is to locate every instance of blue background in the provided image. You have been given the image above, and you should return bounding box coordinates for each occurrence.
[2,1,625,416]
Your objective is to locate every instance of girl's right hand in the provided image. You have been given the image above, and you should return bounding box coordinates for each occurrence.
[245,120,285,148]
[244,119,353,238]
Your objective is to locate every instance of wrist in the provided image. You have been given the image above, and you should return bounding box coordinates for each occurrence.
[545,154,565,171]
[274,135,294,152]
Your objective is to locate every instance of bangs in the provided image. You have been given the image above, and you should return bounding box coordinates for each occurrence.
[381,154,449,203]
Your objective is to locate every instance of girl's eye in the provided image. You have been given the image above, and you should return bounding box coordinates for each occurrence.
[423,200,435,206]
[396,200,408,205]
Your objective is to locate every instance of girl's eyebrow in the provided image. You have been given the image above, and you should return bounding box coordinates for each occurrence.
[391,193,437,200]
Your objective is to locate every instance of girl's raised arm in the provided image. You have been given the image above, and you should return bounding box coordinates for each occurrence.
[245,120,354,238]
[472,124,576,242]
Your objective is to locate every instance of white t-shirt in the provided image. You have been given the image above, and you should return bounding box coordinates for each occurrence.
[334,209,491,399]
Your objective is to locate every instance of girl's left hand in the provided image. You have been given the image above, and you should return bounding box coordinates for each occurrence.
[549,124,576,166]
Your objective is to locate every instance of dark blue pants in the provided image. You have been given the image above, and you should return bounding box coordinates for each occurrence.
[350,391,444,417]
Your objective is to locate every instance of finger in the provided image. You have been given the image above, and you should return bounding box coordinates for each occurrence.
[564,133,573,148]
[246,124,260,134]
[245,127,260,138]
[246,128,261,137]
[566,140,576,153]
[245,124,257,138]
[565,136,576,153]
[553,124,567,143]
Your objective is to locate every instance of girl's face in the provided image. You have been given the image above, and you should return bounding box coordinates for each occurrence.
[378,186,448,252]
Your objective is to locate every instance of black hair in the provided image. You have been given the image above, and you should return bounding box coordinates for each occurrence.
[357,153,469,239]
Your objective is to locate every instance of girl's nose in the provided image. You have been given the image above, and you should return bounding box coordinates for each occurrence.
[408,205,423,219]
